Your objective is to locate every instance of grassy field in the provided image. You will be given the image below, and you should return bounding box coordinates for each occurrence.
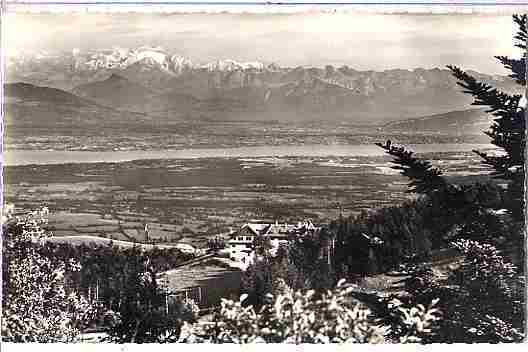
[44,234,192,250]
[4,150,489,248]
[5,121,488,152]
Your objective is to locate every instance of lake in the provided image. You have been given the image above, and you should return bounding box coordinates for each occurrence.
[3,143,494,166]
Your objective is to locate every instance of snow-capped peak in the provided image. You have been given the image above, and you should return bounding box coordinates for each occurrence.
[169,54,195,74]
[202,59,265,72]
[130,47,168,67]
[81,46,171,71]
[17,47,273,75]
[241,61,265,70]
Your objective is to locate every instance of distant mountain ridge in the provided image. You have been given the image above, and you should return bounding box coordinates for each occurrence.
[71,74,159,113]
[3,82,147,127]
[4,81,496,139]
[5,82,89,106]
[382,108,492,136]
[5,47,522,123]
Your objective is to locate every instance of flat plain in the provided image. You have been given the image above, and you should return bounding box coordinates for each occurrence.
[4,136,491,248]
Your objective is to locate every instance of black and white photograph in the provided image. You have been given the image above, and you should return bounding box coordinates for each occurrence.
[1,4,526,344]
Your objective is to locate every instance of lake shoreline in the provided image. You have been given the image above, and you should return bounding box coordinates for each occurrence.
[3,143,494,167]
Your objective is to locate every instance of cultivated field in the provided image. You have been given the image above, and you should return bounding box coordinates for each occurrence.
[4,148,490,248]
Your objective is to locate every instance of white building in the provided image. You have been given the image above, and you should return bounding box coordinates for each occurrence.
[227,220,319,263]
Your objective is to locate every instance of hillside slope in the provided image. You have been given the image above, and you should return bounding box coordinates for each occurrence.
[381,108,491,136]
[4,82,148,127]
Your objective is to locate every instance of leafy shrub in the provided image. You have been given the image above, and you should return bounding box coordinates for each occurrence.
[1,208,97,342]
[402,240,525,343]
[386,298,441,343]
[179,280,440,343]
[180,298,201,319]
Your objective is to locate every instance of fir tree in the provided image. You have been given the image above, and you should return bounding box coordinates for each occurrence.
[376,15,526,245]
[447,14,526,221]
[375,140,446,195]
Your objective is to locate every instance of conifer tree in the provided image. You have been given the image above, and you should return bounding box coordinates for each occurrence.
[377,15,526,241]
[448,14,526,221]
[375,141,446,195]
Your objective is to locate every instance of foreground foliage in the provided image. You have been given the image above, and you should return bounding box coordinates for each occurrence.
[103,262,199,343]
[1,209,96,342]
[241,233,334,306]
[179,279,440,343]
[401,240,525,342]
[2,207,199,343]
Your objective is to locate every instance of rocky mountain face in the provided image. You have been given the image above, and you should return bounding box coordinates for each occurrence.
[5,47,522,123]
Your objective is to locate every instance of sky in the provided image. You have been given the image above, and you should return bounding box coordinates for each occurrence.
[3,12,521,74]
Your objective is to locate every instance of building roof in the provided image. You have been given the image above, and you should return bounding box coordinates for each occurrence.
[244,223,272,236]
[232,220,320,239]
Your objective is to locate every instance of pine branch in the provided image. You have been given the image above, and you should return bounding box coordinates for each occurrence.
[495,56,526,85]
[448,14,526,222]
[376,140,446,194]
[448,65,525,181]
[447,65,522,115]
[513,14,528,49]
[473,150,511,175]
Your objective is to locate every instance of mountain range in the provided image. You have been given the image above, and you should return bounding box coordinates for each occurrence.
[5,46,523,125]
